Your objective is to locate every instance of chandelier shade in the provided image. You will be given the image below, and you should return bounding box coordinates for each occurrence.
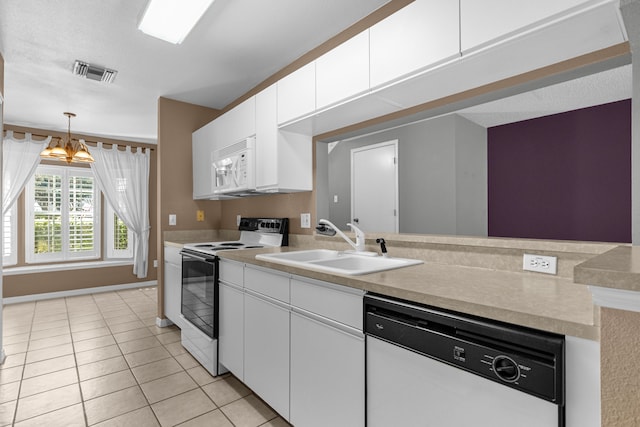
[40,112,95,164]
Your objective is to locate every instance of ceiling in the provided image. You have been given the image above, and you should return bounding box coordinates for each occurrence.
[0,0,389,143]
[458,64,632,128]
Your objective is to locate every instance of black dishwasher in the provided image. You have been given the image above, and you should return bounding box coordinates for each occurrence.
[365,293,565,427]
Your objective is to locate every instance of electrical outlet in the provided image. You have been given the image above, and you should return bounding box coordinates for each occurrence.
[236,215,241,226]
[153,260,158,268]
[301,213,311,228]
[196,210,205,222]
[169,214,176,226]
[523,254,557,275]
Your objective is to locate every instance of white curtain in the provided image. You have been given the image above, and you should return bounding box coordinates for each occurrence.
[90,143,150,278]
[3,131,50,215]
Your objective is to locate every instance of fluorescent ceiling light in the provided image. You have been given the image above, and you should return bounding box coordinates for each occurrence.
[138,0,214,44]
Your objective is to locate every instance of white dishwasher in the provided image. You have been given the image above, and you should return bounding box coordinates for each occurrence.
[365,294,565,427]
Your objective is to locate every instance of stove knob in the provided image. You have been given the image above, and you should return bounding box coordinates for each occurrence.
[492,356,520,382]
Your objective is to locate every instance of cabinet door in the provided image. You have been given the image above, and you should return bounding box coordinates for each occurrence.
[290,311,365,427]
[256,84,278,189]
[192,125,214,199]
[277,61,316,125]
[163,261,184,329]
[370,0,460,88]
[460,0,593,52]
[244,292,290,420]
[219,282,244,380]
[256,84,313,193]
[316,30,370,110]
[226,96,256,144]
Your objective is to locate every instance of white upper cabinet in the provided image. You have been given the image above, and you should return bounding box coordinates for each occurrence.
[192,122,216,199]
[223,96,256,145]
[277,62,316,125]
[461,0,612,52]
[370,0,460,88]
[256,84,312,193]
[316,30,370,110]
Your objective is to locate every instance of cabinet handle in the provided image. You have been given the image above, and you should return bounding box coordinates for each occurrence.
[291,307,364,339]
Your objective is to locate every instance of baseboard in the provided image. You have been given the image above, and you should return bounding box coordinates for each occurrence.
[156,317,174,328]
[2,281,158,305]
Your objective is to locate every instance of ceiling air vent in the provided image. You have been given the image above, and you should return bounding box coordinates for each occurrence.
[73,60,118,83]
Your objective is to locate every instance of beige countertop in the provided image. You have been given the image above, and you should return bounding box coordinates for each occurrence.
[217,246,599,341]
[574,246,640,291]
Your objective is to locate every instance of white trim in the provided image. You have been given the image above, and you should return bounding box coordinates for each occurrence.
[2,280,157,304]
[3,259,134,276]
[589,285,640,313]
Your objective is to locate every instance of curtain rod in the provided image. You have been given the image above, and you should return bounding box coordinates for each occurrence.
[3,129,157,151]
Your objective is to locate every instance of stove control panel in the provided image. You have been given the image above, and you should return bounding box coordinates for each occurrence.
[239,217,289,234]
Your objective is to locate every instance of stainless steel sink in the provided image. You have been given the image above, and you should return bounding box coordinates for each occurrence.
[255,249,423,275]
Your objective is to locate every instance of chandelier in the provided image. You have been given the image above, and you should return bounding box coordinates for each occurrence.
[40,112,94,163]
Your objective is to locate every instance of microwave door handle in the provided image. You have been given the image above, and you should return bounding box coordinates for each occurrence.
[232,159,240,187]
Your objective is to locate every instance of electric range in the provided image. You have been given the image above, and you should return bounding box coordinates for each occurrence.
[178,217,289,376]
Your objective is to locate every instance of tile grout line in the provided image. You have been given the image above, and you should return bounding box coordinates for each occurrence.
[10,300,36,426]
[69,294,91,427]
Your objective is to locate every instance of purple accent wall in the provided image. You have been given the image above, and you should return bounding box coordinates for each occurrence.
[488,99,631,243]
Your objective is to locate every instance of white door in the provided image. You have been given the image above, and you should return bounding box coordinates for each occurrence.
[351,140,398,232]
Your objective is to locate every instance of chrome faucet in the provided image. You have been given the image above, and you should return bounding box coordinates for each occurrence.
[317,219,366,252]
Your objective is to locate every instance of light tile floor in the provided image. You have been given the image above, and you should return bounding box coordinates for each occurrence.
[1,287,291,427]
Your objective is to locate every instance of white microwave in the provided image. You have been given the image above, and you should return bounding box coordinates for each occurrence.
[212,136,256,195]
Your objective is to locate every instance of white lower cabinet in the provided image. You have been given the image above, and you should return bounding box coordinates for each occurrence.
[244,290,290,420]
[163,245,184,329]
[290,310,364,427]
[218,281,244,380]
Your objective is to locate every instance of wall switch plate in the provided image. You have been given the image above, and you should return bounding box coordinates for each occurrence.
[301,213,311,228]
[237,215,241,226]
[523,253,557,275]
[169,214,176,226]
[153,260,158,268]
[333,195,339,203]
[196,210,205,222]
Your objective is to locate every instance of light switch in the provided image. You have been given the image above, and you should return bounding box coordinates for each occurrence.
[196,210,205,222]
[333,195,339,203]
[169,214,176,226]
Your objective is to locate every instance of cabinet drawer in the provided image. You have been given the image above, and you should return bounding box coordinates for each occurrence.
[291,277,364,330]
[245,266,290,303]
[180,316,216,374]
[219,259,243,286]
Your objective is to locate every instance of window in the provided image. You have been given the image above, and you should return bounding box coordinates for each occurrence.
[3,203,17,266]
[106,203,133,259]
[25,165,101,263]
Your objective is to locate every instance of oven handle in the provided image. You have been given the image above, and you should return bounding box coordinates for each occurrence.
[180,250,217,263]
